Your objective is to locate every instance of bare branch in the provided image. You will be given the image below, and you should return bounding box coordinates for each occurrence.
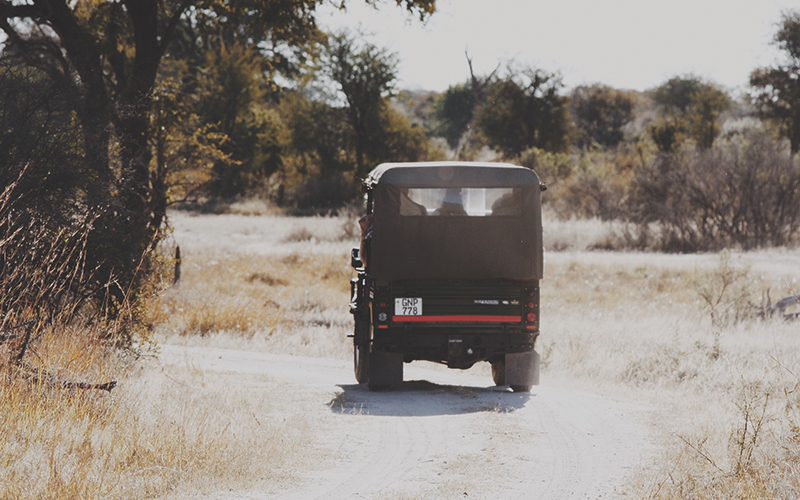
[159,0,194,56]
[675,434,724,473]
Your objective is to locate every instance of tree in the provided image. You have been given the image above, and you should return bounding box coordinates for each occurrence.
[475,67,571,157]
[378,104,433,164]
[652,75,730,150]
[570,84,636,148]
[150,58,233,209]
[280,90,353,180]
[750,10,800,153]
[688,84,731,149]
[0,63,86,222]
[433,83,475,148]
[322,30,399,176]
[198,43,290,197]
[653,76,704,115]
[278,34,437,209]
[0,0,437,300]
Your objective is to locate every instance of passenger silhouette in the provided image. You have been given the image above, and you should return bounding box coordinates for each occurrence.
[434,188,467,216]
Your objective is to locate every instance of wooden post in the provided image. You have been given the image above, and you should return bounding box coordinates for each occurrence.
[174,245,181,284]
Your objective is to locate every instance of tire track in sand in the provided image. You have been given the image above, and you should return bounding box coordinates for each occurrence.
[159,345,653,500]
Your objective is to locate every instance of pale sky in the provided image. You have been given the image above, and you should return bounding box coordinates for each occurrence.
[317,0,800,94]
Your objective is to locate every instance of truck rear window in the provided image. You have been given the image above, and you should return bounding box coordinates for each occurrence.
[400,187,521,216]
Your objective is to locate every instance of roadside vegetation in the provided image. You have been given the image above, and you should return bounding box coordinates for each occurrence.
[541,248,800,499]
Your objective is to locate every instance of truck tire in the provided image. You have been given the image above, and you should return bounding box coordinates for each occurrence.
[505,350,540,392]
[491,358,506,386]
[353,308,371,384]
[354,343,370,384]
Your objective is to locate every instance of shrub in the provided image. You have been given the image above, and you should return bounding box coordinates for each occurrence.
[0,173,95,358]
[278,172,359,212]
[517,146,638,221]
[627,129,800,251]
[692,251,756,329]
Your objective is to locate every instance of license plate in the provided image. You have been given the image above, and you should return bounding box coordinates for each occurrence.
[395,298,422,316]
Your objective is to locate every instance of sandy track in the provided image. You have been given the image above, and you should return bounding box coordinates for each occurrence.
[160,344,653,500]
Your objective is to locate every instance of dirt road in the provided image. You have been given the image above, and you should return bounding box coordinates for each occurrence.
[160,344,653,500]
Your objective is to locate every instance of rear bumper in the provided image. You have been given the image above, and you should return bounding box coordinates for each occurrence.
[393,314,522,323]
[372,328,537,369]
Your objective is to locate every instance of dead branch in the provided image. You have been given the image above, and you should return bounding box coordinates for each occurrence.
[465,49,500,105]
[174,245,181,284]
[14,360,117,393]
[675,434,724,473]
[0,321,33,344]
[0,333,20,343]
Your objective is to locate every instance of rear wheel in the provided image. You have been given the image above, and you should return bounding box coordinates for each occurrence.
[353,310,372,384]
[505,350,540,393]
[354,343,370,384]
[491,358,506,386]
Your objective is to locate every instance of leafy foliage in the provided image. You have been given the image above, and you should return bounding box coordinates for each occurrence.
[150,58,234,208]
[750,10,800,153]
[648,116,688,154]
[198,43,290,197]
[651,75,730,150]
[570,83,636,148]
[280,91,354,180]
[433,82,476,148]
[321,30,399,176]
[475,67,571,157]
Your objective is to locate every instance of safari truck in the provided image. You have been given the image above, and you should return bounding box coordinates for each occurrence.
[349,162,544,392]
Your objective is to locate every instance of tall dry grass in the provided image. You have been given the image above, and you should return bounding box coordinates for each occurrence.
[0,185,319,499]
[1,328,313,499]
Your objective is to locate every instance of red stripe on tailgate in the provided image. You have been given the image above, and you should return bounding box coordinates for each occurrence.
[393,315,521,323]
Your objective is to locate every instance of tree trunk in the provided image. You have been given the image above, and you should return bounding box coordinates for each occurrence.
[50,20,114,210]
[792,107,800,155]
[43,0,166,301]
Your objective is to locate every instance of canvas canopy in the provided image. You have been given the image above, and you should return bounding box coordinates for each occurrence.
[366,162,544,281]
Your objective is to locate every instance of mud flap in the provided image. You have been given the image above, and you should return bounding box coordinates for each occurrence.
[368,350,403,390]
[505,350,540,387]
[447,335,464,368]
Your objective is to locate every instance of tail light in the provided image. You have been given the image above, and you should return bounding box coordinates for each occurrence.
[524,285,539,331]
[375,287,390,329]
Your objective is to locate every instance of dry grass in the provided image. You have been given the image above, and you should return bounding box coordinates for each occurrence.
[0,327,314,500]
[542,210,627,251]
[147,249,353,360]
[0,209,358,500]
[537,242,800,499]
